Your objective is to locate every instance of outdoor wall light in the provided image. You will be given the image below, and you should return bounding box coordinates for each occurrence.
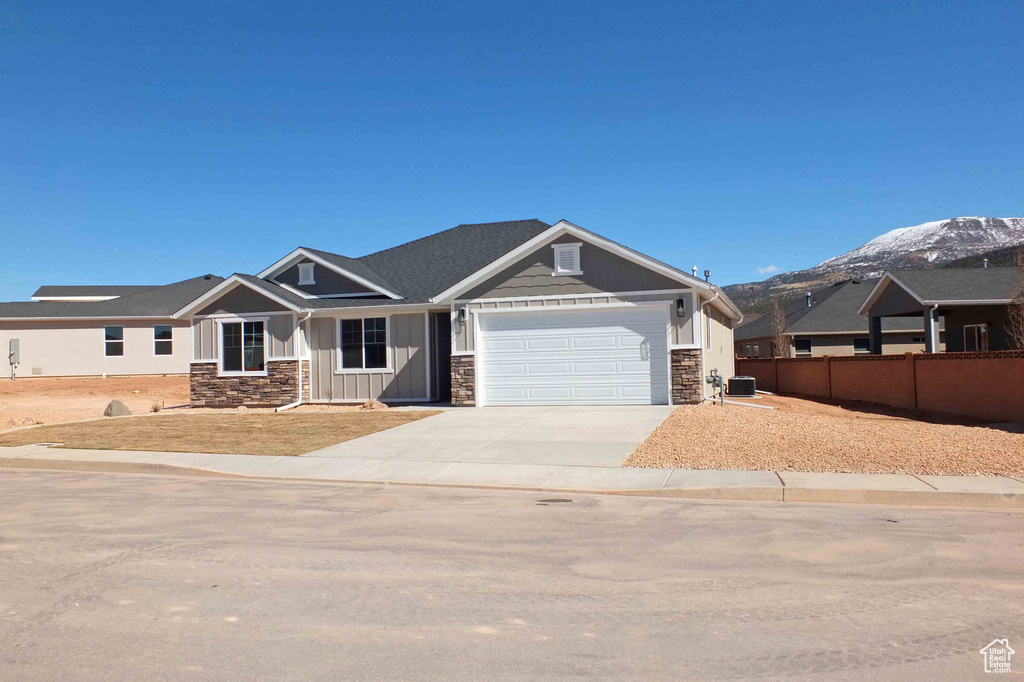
[458,307,467,327]
[676,298,686,317]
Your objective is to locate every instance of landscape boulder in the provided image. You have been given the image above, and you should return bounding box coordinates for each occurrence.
[360,399,390,411]
[103,400,132,417]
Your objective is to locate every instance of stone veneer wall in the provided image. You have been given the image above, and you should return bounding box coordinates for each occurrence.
[670,348,704,404]
[190,360,300,407]
[300,360,310,402]
[450,355,475,406]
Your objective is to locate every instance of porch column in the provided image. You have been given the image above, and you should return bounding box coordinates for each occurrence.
[923,306,940,353]
[868,315,883,354]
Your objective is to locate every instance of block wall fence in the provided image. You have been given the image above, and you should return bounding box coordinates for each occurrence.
[736,351,1024,422]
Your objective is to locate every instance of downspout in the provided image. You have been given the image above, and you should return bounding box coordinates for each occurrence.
[928,303,939,353]
[699,290,720,402]
[275,311,312,413]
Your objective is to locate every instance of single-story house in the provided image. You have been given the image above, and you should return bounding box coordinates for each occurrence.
[858,267,1021,353]
[0,276,224,378]
[735,279,943,358]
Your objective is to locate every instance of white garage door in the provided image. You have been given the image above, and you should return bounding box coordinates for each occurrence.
[477,305,670,406]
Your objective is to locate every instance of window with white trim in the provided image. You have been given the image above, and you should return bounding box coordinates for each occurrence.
[154,325,173,356]
[552,243,582,276]
[853,337,870,353]
[338,317,388,370]
[221,321,265,374]
[104,326,124,356]
[298,262,315,285]
[794,338,812,355]
[963,324,989,352]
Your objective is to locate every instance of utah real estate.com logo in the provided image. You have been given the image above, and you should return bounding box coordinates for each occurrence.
[980,639,1014,674]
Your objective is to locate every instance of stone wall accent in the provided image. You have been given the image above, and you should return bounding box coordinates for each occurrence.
[450,354,475,406]
[190,360,300,407]
[671,348,704,404]
[300,360,310,401]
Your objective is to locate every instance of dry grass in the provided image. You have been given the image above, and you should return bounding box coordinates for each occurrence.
[0,411,440,456]
[624,395,1024,476]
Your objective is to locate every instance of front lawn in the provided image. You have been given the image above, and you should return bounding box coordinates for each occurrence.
[0,410,440,456]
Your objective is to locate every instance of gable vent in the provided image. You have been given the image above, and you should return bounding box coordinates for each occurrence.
[552,243,582,276]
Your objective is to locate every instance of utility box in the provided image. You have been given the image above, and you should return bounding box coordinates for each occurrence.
[9,338,19,365]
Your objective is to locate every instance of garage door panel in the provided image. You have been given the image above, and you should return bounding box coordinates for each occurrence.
[478,306,670,406]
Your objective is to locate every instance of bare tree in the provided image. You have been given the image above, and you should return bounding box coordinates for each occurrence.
[769,297,789,358]
[1007,245,1024,350]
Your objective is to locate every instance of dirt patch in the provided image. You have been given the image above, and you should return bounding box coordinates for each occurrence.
[624,395,1024,476]
[0,411,441,456]
[0,376,189,429]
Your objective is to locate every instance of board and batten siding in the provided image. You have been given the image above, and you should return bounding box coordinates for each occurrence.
[192,314,297,362]
[309,313,429,402]
[453,292,695,353]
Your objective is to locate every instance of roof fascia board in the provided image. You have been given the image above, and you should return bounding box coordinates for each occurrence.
[172,275,305,318]
[256,248,401,300]
[431,220,712,303]
[857,273,925,316]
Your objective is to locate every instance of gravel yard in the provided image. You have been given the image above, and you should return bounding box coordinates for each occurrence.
[624,395,1024,476]
[0,376,189,429]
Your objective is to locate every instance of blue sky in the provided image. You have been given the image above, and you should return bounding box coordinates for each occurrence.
[2,1,1022,300]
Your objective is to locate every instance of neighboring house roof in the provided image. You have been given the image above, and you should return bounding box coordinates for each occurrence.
[0,275,224,319]
[735,280,928,340]
[858,267,1021,315]
[31,284,157,301]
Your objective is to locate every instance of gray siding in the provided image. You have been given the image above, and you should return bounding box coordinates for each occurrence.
[461,234,684,299]
[867,281,926,318]
[274,259,377,297]
[309,313,429,402]
[454,291,695,352]
[197,286,290,315]
[192,314,296,361]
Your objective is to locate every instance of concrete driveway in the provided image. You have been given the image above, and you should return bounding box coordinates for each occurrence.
[305,405,676,467]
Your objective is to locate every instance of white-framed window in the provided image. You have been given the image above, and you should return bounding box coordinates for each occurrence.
[853,337,870,353]
[752,344,759,356]
[551,243,582,276]
[218,319,266,375]
[154,325,173,356]
[298,262,315,285]
[912,336,926,344]
[337,316,390,372]
[963,324,989,352]
[794,338,812,355]
[104,326,124,357]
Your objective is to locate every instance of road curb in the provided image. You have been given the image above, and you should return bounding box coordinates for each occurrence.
[4,456,1023,509]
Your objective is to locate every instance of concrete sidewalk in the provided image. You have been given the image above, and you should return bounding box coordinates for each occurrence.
[2,443,1023,508]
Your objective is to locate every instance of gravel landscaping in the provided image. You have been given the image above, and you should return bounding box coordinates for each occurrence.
[624,395,1024,476]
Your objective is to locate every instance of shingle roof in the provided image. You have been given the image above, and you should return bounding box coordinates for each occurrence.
[0,275,224,319]
[888,268,1019,302]
[735,280,926,340]
[31,285,157,298]
[355,219,552,299]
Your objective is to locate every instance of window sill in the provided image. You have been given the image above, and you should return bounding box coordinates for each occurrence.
[551,270,583,277]
[218,371,268,378]
[334,367,394,375]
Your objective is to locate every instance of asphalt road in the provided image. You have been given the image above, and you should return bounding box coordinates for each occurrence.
[1,470,1022,681]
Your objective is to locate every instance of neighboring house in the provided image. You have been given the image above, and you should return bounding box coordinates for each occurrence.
[169,219,741,407]
[735,279,942,358]
[859,267,1021,353]
[0,276,224,378]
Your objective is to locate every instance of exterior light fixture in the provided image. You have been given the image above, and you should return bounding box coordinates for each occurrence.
[676,298,686,317]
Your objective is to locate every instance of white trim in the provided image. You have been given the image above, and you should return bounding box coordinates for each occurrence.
[172,275,304,318]
[192,310,295,320]
[451,350,475,356]
[334,314,393,374]
[298,262,315,286]
[431,220,714,303]
[31,295,121,302]
[256,248,402,299]
[670,343,700,350]
[928,299,1014,305]
[215,316,270,377]
[190,360,217,364]
[0,316,177,322]
[469,300,673,316]
[103,324,125,358]
[454,287,693,305]
[424,311,433,402]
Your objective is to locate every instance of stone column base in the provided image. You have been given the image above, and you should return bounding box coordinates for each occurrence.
[671,348,704,404]
[451,355,475,406]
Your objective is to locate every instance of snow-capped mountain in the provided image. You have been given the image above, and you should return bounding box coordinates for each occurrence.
[808,217,1024,277]
[724,217,1024,314]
